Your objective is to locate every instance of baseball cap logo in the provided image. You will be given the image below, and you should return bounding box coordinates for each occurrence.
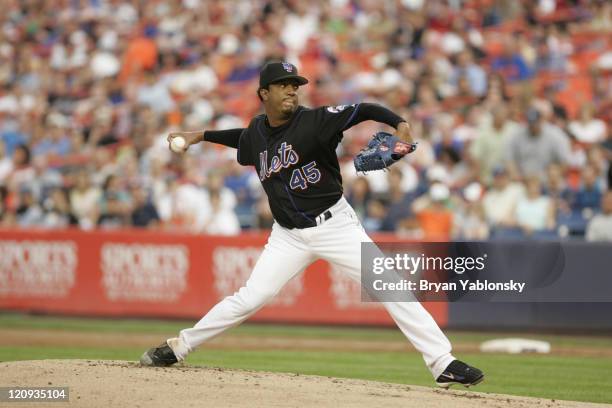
[282,62,294,72]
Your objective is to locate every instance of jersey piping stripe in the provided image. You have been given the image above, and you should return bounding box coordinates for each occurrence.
[341,103,361,130]
[237,129,243,164]
[283,184,315,225]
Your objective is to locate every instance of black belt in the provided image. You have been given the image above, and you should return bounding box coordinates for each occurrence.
[315,210,333,226]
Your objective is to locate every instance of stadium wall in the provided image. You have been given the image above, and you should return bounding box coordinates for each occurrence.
[1,229,611,331]
[0,229,446,327]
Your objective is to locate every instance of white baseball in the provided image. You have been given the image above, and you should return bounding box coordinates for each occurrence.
[170,136,186,153]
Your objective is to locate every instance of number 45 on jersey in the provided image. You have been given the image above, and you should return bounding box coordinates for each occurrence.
[290,161,321,190]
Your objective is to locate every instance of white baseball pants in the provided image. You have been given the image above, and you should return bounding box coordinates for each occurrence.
[173,197,454,378]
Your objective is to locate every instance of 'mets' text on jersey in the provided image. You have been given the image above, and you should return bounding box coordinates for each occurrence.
[237,104,359,229]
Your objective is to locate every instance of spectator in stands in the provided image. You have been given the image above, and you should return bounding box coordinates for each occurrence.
[225,53,262,83]
[412,84,442,121]
[0,183,12,222]
[454,182,489,240]
[412,183,454,240]
[586,191,612,242]
[70,170,101,230]
[6,145,35,193]
[506,108,571,178]
[0,112,28,156]
[443,76,479,110]
[32,113,72,159]
[450,49,487,97]
[204,190,241,236]
[568,103,607,144]
[437,146,471,189]
[0,185,7,216]
[0,210,16,227]
[514,176,556,235]
[433,115,464,157]
[0,140,13,183]
[491,35,532,82]
[547,95,573,144]
[157,176,208,232]
[363,199,387,232]
[346,176,372,222]
[586,145,610,189]
[130,185,160,229]
[136,70,175,115]
[470,105,517,184]
[29,154,63,200]
[223,160,261,228]
[480,73,511,110]
[16,188,43,227]
[205,170,238,214]
[41,187,78,228]
[453,106,481,144]
[588,1,612,31]
[573,165,603,214]
[482,167,525,228]
[97,174,132,229]
[90,147,119,187]
[535,25,573,73]
[379,168,414,232]
[545,163,573,216]
[516,31,537,70]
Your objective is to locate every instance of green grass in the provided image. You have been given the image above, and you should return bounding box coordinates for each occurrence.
[1,313,612,404]
[0,313,190,334]
[2,313,612,348]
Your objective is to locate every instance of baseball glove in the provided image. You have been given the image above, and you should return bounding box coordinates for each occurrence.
[353,132,418,173]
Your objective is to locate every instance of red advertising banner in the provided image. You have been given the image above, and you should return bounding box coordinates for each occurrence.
[0,229,447,327]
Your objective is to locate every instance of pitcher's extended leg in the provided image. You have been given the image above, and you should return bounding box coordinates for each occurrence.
[312,207,454,378]
[176,224,314,360]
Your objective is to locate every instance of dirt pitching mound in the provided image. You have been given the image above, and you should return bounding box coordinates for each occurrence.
[0,360,601,408]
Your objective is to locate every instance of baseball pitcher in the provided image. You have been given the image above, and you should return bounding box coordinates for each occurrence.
[140,61,484,388]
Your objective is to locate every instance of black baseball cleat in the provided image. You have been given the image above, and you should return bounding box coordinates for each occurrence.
[140,341,178,367]
[436,360,484,388]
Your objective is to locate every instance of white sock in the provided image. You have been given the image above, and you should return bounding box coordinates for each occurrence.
[166,337,190,361]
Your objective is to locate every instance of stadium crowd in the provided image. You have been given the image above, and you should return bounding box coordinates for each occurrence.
[0,0,611,240]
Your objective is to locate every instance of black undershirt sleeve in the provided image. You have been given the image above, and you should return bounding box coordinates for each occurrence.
[203,128,244,149]
[345,102,406,130]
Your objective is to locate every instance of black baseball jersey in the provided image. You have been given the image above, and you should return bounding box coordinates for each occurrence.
[237,104,361,229]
